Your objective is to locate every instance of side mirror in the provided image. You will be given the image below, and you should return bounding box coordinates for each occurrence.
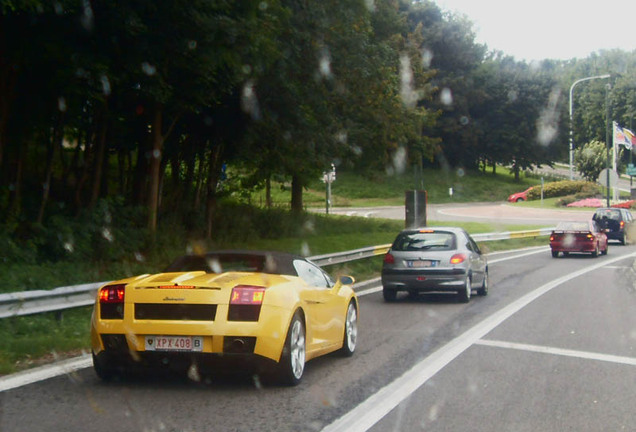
[339,275,355,285]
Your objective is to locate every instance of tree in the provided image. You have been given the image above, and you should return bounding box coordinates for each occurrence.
[574,140,608,182]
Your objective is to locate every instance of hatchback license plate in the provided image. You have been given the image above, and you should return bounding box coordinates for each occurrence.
[145,336,203,352]
[408,260,435,268]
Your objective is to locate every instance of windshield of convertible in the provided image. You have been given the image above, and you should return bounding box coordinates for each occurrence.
[163,253,292,275]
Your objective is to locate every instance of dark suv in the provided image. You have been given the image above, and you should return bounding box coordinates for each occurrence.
[592,207,634,244]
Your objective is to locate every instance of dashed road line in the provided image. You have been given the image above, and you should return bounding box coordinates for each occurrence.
[476,339,636,366]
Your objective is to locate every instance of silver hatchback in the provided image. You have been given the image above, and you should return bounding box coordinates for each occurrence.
[381,227,488,303]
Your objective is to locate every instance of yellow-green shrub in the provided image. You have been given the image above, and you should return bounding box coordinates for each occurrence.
[526,180,601,200]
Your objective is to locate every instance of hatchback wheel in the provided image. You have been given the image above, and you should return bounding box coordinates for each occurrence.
[458,274,471,303]
[477,270,488,296]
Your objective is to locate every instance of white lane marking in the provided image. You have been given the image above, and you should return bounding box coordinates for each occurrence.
[485,245,547,257]
[487,247,548,264]
[476,339,636,366]
[0,354,92,392]
[321,251,636,432]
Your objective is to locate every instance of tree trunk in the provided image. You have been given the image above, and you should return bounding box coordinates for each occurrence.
[0,28,16,171]
[265,176,272,207]
[133,135,149,206]
[37,121,61,224]
[205,144,223,239]
[89,102,108,208]
[291,175,303,213]
[74,124,94,213]
[7,140,25,221]
[147,104,164,232]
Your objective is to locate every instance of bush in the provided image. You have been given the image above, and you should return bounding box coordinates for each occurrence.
[526,180,601,200]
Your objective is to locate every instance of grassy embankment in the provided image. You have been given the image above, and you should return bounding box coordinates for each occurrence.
[0,168,553,374]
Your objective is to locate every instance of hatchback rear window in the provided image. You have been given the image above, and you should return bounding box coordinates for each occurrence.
[392,231,456,251]
[593,209,621,220]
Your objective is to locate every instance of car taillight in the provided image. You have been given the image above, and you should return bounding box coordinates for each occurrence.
[620,221,625,229]
[99,284,125,303]
[450,253,466,264]
[99,284,125,319]
[550,235,555,241]
[586,233,594,240]
[384,253,395,264]
[230,285,266,305]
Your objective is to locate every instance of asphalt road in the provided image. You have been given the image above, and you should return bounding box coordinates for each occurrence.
[320,202,595,226]
[2,244,636,432]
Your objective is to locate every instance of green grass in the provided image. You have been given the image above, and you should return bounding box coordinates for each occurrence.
[0,308,91,375]
[250,168,543,207]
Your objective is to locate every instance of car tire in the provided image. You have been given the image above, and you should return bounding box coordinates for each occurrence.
[383,287,397,302]
[477,270,488,296]
[277,311,306,386]
[516,198,525,202]
[92,352,118,381]
[458,274,471,303]
[551,250,559,258]
[339,301,358,357]
[602,243,608,255]
[620,233,626,245]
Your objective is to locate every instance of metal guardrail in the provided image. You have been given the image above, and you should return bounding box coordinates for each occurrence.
[0,228,553,319]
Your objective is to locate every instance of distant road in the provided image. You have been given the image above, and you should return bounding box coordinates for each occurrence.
[317,202,594,226]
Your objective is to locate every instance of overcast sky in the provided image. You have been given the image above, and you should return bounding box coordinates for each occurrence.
[434,0,636,62]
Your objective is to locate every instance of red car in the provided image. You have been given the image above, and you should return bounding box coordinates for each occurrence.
[507,187,533,203]
[549,220,608,258]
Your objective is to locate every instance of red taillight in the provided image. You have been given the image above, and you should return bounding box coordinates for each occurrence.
[450,253,466,264]
[586,233,594,240]
[620,221,625,229]
[230,285,266,305]
[384,253,395,264]
[99,284,125,303]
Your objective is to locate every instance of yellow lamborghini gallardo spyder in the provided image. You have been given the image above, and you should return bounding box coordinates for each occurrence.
[90,250,358,385]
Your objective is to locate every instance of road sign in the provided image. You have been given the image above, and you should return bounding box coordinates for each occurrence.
[626,164,636,176]
[597,168,619,188]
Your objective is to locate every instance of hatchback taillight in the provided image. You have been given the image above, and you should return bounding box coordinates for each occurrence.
[384,253,395,264]
[620,221,625,229]
[450,253,466,264]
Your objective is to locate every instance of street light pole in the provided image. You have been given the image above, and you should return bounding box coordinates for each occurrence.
[606,82,611,207]
[569,74,611,180]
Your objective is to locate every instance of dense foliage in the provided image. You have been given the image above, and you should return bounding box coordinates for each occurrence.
[1,0,635,241]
